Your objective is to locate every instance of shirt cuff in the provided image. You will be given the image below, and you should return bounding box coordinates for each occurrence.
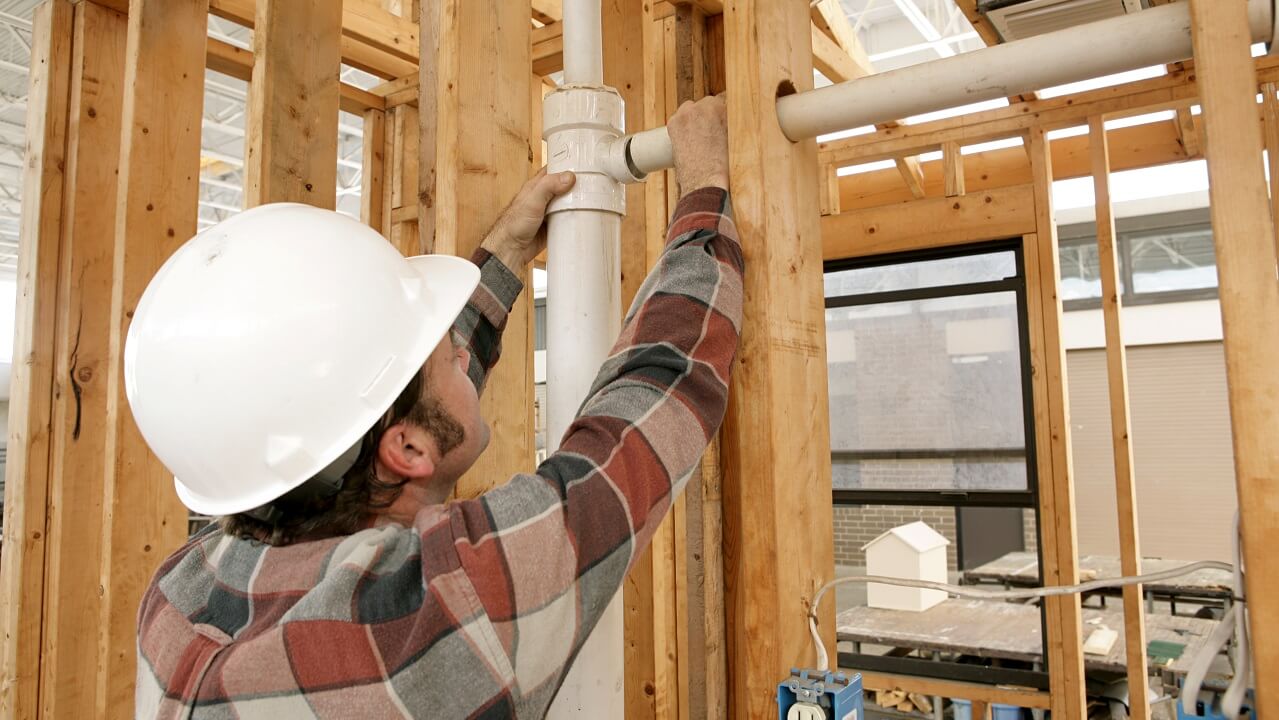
[470,247,524,312]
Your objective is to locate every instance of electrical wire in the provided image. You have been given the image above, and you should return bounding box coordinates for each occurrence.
[1182,512,1251,717]
[806,559,1234,673]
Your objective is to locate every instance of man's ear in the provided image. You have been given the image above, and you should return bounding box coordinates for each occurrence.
[375,422,436,480]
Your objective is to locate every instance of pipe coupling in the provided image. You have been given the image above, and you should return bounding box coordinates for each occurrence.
[543,85,633,215]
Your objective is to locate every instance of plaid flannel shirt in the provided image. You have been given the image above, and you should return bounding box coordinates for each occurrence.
[135,187,743,719]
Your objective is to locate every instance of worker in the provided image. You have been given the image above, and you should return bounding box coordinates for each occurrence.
[130,95,738,719]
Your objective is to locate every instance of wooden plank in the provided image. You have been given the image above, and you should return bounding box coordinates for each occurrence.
[810,0,873,76]
[1189,2,1279,713]
[822,184,1036,261]
[819,163,840,216]
[859,672,1049,709]
[1174,106,1201,158]
[531,21,563,76]
[388,103,419,255]
[1263,82,1279,260]
[810,21,867,84]
[954,0,1002,47]
[943,140,965,197]
[420,0,534,500]
[244,0,343,209]
[531,0,561,22]
[1024,127,1087,719]
[96,2,207,716]
[653,0,722,18]
[818,55,1279,169]
[361,107,387,234]
[1089,116,1151,720]
[722,1,834,716]
[36,5,127,718]
[0,2,73,718]
[207,0,415,79]
[894,156,926,199]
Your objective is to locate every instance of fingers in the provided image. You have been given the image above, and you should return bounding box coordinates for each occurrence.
[526,170,576,209]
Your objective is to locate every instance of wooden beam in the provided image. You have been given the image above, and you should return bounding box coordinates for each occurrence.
[835,119,1189,211]
[1189,2,1279,713]
[1088,116,1151,720]
[822,184,1036,261]
[386,103,419,254]
[206,37,384,114]
[243,0,342,208]
[420,0,534,499]
[0,2,73,718]
[1262,82,1279,260]
[810,0,873,77]
[531,21,563,76]
[1174,106,1201,158]
[954,0,1002,47]
[208,0,416,79]
[531,0,561,22]
[942,140,965,197]
[722,1,835,716]
[653,0,722,18]
[97,1,208,716]
[361,107,387,234]
[819,55,1279,169]
[858,672,1050,710]
[35,5,127,719]
[810,21,867,84]
[1025,127,1087,719]
[894,156,926,199]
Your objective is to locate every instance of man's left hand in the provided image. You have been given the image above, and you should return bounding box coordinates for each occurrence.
[481,168,576,271]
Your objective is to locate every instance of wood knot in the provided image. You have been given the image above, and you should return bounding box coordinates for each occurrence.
[77,366,93,383]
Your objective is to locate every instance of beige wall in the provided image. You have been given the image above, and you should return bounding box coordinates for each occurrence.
[1066,342,1237,562]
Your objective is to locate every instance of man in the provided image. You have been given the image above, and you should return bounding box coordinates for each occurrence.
[130,96,739,719]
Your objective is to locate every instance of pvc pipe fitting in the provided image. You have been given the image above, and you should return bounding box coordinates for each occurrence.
[543,84,630,214]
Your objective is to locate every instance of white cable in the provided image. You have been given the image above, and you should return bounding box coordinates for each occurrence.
[807,560,1234,673]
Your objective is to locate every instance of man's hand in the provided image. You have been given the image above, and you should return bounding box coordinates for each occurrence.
[668,95,729,196]
[481,168,576,271]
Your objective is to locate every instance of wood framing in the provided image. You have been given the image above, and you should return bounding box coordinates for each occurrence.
[1188,1,1279,713]
[1263,82,1279,259]
[36,4,128,718]
[721,1,835,716]
[0,2,73,717]
[821,184,1036,261]
[96,2,208,715]
[418,0,534,499]
[859,672,1050,710]
[1089,117,1151,720]
[243,0,343,208]
[1024,127,1087,718]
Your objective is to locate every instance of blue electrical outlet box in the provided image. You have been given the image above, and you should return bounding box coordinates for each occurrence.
[777,668,863,720]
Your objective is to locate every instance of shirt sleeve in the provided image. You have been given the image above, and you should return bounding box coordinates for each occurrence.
[451,247,525,395]
[419,188,743,710]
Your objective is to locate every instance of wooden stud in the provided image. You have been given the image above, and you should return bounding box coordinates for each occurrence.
[0,2,74,718]
[819,163,841,216]
[1174,107,1201,158]
[97,1,208,716]
[1089,116,1151,720]
[1025,127,1087,719]
[1262,82,1279,260]
[205,37,382,114]
[822,184,1037,261]
[1189,2,1279,712]
[419,0,534,499]
[243,0,342,209]
[721,1,835,716]
[35,5,127,719]
[895,156,926,199]
[361,107,387,234]
[388,103,419,255]
[943,140,965,197]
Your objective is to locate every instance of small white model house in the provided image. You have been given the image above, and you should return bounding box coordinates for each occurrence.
[863,521,950,612]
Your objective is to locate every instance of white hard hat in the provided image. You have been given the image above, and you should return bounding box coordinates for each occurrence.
[124,203,480,517]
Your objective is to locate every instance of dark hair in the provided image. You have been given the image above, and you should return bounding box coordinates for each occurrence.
[220,364,465,546]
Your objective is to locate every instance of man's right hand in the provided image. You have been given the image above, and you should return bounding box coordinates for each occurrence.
[668,95,729,196]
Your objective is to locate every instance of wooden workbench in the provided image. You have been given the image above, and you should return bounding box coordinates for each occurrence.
[836,598,1220,676]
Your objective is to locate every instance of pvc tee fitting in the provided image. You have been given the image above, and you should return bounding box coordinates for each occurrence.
[543,84,643,217]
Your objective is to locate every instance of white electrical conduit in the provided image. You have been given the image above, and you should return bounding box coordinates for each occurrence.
[806,559,1242,695]
[620,0,1278,177]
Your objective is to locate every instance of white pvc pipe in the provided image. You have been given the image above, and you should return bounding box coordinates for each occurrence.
[562,0,604,86]
[622,0,1275,173]
[544,212,624,719]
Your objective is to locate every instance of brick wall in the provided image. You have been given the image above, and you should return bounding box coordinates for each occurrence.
[832,505,959,571]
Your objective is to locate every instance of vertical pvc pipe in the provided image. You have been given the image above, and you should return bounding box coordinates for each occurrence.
[562,0,604,86]
[544,210,623,718]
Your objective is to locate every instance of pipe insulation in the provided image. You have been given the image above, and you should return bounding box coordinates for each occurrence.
[621,0,1276,177]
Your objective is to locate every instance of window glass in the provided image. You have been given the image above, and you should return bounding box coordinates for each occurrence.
[1058,241,1103,301]
[824,251,1015,298]
[1128,225,1217,294]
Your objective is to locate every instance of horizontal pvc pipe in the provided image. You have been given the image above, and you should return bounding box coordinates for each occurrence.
[621,0,1275,174]
[562,0,604,86]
